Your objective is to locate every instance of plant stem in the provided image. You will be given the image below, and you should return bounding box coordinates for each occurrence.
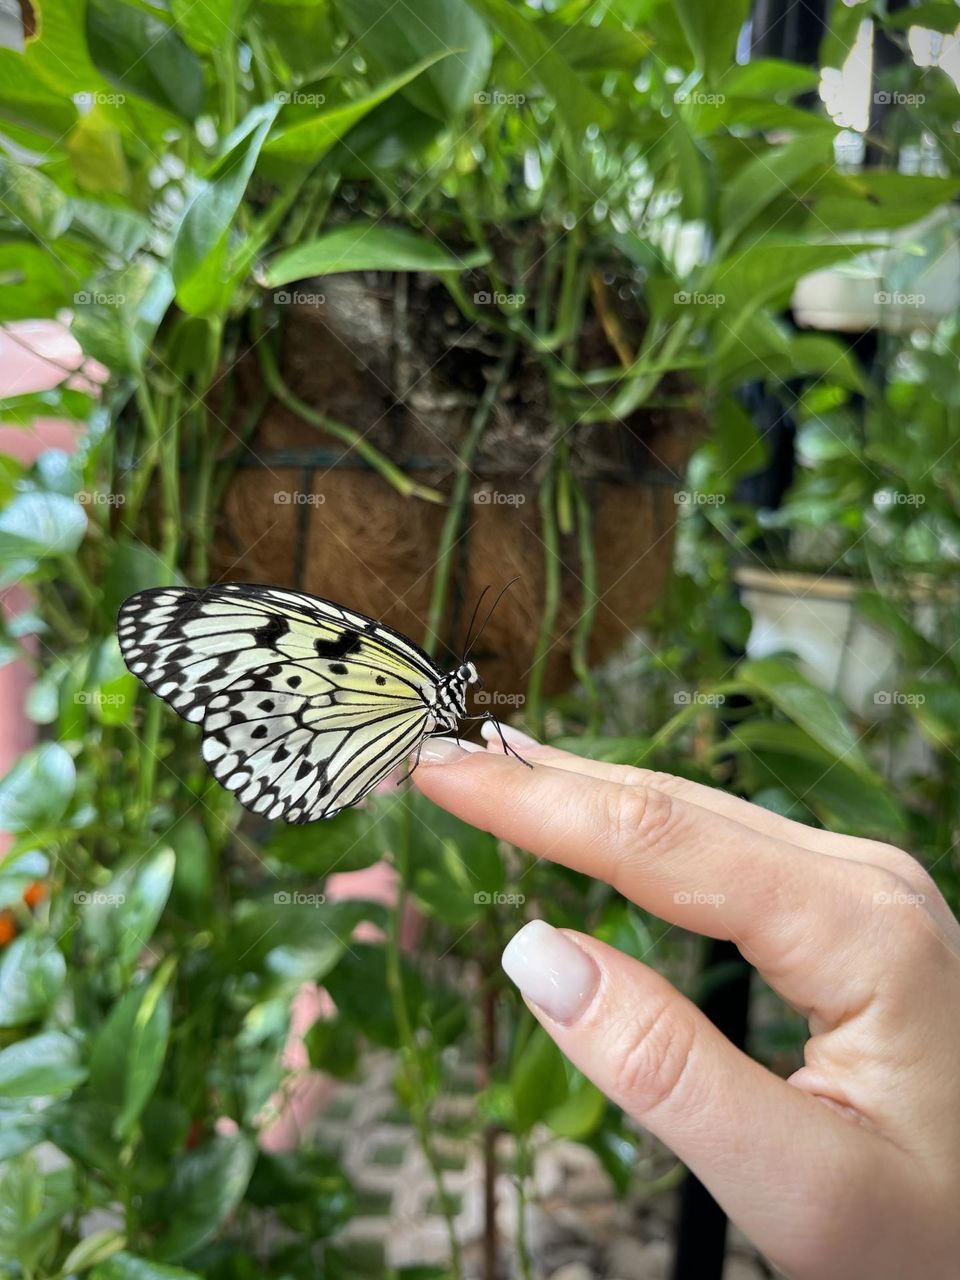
[526,462,562,734]
[424,344,516,657]
[386,803,464,1279]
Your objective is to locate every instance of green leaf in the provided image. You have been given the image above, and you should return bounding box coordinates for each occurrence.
[0,156,72,238]
[172,102,280,316]
[718,59,820,99]
[152,1133,257,1261]
[674,0,751,84]
[62,1229,126,1274]
[264,223,488,285]
[510,1025,568,1132]
[537,17,652,70]
[90,962,174,1139]
[71,260,175,375]
[115,849,176,971]
[0,492,86,582]
[546,1073,606,1140]
[0,242,81,323]
[884,2,960,34]
[264,806,379,875]
[92,1250,203,1280]
[0,1152,44,1250]
[67,108,132,197]
[0,1031,86,1099]
[466,0,610,130]
[718,135,834,250]
[0,1100,46,1161]
[102,538,185,622]
[0,934,66,1028]
[71,199,152,258]
[171,0,241,52]
[86,0,205,120]
[304,1015,360,1079]
[262,52,453,165]
[732,658,870,774]
[341,0,492,119]
[0,743,76,833]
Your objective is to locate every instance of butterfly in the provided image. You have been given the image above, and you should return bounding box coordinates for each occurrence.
[117,581,525,824]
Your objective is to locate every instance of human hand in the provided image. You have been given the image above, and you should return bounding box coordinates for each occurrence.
[413,726,960,1280]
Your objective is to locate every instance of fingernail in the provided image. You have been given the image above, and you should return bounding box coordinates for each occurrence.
[502,920,599,1024]
[419,737,486,764]
[480,720,539,748]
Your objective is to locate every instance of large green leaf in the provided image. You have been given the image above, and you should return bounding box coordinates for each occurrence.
[262,52,452,165]
[264,223,488,284]
[731,658,870,774]
[718,135,834,250]
[0,157,72,239]
[467,0,610,130]
[71,260,175,375]
[90,962,174,1139]
[92,1253,202,1280]
[0,1031,86,1098]
[341,0,491,119]
[0,492,86,585]
[0,934,67,1028]
[264,806,380,874]
[171,102,279,316]
[0,242,80,323]
[674,0,751,84]
[152,1133,257,1260]
[86,0,205,120]
[170,0,242,52]
[510,1026,568,1132]
[0,743,76,833]
[884,2,960,34]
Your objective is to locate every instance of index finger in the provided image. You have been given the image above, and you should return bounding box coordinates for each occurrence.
[413,740,894,1022]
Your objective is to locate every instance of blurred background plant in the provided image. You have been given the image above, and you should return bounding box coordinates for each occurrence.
[0,0,958,1277]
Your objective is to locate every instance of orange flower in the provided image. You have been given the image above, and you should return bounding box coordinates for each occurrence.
[0,910,17,947]
[22,882,47,910]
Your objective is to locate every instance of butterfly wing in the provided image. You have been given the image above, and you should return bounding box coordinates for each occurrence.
[117,583,443,822]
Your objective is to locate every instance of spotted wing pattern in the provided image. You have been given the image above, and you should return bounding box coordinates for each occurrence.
[117,583,444,823]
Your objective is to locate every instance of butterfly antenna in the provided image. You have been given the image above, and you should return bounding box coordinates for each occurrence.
[464,577,520,661]
[461,585,491,660]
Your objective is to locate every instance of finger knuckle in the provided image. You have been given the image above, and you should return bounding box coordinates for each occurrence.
[608,998,697,1116]
[604,782,677,857]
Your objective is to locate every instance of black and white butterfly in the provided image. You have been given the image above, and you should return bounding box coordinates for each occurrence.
[117,582,524,824]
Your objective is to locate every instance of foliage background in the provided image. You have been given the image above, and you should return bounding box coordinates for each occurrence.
[0,0,958,1276]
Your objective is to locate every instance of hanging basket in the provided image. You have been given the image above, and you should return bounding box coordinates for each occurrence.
[212,272,705,702]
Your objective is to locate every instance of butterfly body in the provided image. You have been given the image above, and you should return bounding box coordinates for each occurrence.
[117,583,485,824]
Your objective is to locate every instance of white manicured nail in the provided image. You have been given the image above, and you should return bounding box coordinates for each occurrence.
[480,720,539,748]
[502,920,598,1023]
[419,737,485,764]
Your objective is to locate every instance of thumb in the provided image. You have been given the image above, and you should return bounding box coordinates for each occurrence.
[501,921,885,1273]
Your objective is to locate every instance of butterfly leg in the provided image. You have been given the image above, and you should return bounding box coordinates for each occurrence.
[396,737,426,785]
[459,713,534,768]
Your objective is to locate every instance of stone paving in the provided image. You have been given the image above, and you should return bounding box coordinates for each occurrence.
[319,1050,771,1279]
